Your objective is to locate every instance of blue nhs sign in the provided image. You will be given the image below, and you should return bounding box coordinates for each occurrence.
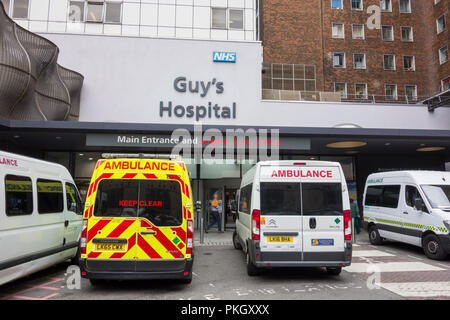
[213,51,236,63]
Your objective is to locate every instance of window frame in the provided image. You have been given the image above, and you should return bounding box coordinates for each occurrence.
[403,55,415,71]
[381,25,394,41]
[333,52,346,68]
[365,185,401,209]
[439,45,449,65]
[331,0,343,10]
[399,0,411,13]
[383,54,396,70]
[331,22,345,39]
[353,53,366,69]
[351,0,363,11]
[37,178,64,214]
[68,0,86,22]
[352,23,365,39]
[380,0,392,12]
[334,82,347,98]
[355,83,368,99]
[85,1,104,23]
[437,14,446,34]
[65,182,83,215]
[401,26,413,42]
[104,1,122,25]
[5,174,34,217]
[385,84,398,100]
[405,85,418,101]
[11,0,29,20]
[211,7,244,30]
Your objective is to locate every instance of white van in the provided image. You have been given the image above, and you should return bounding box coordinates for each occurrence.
[0,151,83,286]
[363,171,450,260]
[233,161,352,276]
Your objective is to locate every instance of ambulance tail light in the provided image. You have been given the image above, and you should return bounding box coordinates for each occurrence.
[186,220,194,255]
[80,219,88,255]
[251,209,261,241]
[344,210,351,241]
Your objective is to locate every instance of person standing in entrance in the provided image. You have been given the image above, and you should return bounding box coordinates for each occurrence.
[350,198,360,234]
[206,194,223,233]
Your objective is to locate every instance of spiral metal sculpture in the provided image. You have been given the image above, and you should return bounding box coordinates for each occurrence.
[0,2,83,121]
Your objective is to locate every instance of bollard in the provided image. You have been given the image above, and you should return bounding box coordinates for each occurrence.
[196,201,204,244]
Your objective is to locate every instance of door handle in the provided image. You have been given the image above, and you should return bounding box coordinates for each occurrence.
[403,211,409,215]
[140,231,156,235]
[64,220,69,227]
[309,218,317,229]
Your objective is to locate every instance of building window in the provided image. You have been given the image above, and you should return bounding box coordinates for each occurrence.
[332,23,344,39]
[212,8,244,30]
[104,2,121,24]
[401,26,413,41]
[437,15,446,34]
[262,63,316,92]
[355,83,367,99]
[333,52,346,68]
[334,82,347,98]
[405,85,417,101]
[383,54,396,70]
[229,9,244,29]
[382,26,394,40]
[380,0,392,12]
[399,0,411,13]
[442,77,450,91]
[351,0,363,10]
[353,53,366,69]
[69,1,85,22]
[439,45,449,64]
[352,24,364,39]
[332,0,343,9]
[12,0,28,19]
[86,1,103,23]
[385,84,398,100]
[403,56,415,71]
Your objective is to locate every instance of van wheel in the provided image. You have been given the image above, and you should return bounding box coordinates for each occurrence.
[233,231,242,250]
[423,234,447,260]
[326,267,342,276]
[246,252,259,276]
[369,226,383,245]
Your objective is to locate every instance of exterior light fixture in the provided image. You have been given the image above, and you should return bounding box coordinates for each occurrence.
[326,141,367,149]
[416,147,446,152]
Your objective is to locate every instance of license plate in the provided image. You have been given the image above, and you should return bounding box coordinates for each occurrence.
[267,236,293,243]
[94,243,126,252]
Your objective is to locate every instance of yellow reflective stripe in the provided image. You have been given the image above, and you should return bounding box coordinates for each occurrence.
[364,216,449,233]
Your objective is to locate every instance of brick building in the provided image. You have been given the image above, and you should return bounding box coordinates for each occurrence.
[261,0,450,102]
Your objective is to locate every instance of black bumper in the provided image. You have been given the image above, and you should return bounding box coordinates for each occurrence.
[438,234,450,254]
[79,258,194,280]
[248,240,352,268]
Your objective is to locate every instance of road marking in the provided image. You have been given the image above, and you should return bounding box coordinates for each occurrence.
[345,262,444,273]
[407,254,424,261]
[352,250,394,257]
[380,282,450,298]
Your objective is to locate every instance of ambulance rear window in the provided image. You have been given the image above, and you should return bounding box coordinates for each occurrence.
[302,183,343,216]
[260,183,301,216]
[93,179,183,226]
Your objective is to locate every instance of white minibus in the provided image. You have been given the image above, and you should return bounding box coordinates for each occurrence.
[363,171,450,260]
[0,151,83,286]
[233,161,352,276]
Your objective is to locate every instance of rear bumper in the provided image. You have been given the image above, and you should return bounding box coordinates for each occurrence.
[438,234,450,254]
[248,240,352,268]
[79,258,194,280]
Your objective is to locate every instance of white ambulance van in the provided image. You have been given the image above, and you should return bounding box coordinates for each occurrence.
[363,171,450,260]
[233,161,352,276]
[0,151,83,286]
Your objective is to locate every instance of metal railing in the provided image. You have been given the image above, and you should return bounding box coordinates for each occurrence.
[262,89,428,105]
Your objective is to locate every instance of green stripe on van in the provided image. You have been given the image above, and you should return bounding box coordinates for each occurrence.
[364,216,449,233]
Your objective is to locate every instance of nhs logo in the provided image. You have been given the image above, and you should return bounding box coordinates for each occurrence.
[213,51,236,63]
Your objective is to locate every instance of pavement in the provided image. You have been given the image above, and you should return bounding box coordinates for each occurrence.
[0,229,449,300]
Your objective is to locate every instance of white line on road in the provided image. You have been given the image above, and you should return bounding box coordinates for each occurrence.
[380,281,450,298]
[344,262,444,273]
[352,250,394,257]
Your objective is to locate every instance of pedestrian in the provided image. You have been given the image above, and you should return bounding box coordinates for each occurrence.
[206,194,223,233]
[350,198,360,234]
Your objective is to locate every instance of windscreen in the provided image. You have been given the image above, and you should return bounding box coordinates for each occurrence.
[421,185,450,209]
[302,183,343,216]
[93,179,183,226]
[260,183,301,216]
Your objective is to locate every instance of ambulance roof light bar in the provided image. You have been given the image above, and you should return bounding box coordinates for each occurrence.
[101,153,182,160]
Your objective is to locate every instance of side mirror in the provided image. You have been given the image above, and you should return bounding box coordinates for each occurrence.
[413,198,424,212]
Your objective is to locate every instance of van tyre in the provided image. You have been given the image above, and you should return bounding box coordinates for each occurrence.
[423,234,448,260]
[369,225,383,245]
[326,267,342,276]
[233,231,242,250]
[246,251,259,276]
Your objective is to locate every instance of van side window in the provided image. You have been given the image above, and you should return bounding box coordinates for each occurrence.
[365,185,400,209]
[239,184,252,214]
[66,183,83,215]
[405,185,427,212]
[37,179,64,214]
[5,175,33,216]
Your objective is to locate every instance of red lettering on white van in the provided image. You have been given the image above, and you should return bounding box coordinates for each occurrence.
[270,169,333,179]
[0,157,18,167]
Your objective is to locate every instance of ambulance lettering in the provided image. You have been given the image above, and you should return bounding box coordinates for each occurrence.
[104,161,175,171]
[0,157,18,167]
[271,169,333,178]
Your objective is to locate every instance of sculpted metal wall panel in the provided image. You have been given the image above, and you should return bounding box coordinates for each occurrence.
[0,3,83,121]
